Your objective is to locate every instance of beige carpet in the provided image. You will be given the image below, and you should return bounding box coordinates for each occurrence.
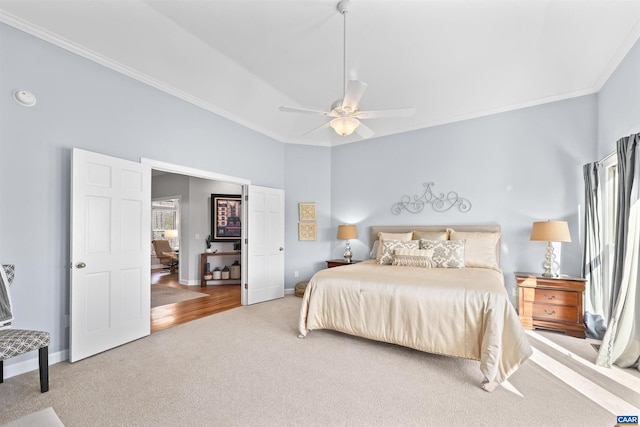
[150,284,207,308]
[1,295,638,426]
[0,408,64,427]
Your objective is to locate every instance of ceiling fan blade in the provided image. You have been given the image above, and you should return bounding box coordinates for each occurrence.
[302,121,332,136]
[279,106,336,117]
[341,80,368,111]
[355,107,416,119]
[355,121,375,139]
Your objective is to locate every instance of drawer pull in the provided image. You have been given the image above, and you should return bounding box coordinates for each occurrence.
[543,294,556,300]
[544,309,556,315]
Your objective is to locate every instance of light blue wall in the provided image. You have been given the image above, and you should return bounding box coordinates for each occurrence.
[0,22,290,363]
[283,143,332,288]
[331,95,598,297]
[2,16,639,370]
[597,38,640,157]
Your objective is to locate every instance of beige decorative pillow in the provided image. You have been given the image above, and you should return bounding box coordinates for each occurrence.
[375,232,413,262]
[420,240,465,268]
[378,239,419,265]
[392,248,432,268]
[412,231,449,241]
[448,229,500,270]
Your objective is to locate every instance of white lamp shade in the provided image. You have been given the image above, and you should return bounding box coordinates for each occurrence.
[330,117,360,136]
[530,221,571,242]
[165,229,178,239]
[337,224,358,240]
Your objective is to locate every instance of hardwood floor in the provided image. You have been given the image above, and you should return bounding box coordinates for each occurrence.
[150,269,241,333]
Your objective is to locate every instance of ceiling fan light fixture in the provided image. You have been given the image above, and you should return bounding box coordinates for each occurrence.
[330,116,359,136]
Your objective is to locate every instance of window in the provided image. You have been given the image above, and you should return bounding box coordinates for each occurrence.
[602,156,618,287]
[152,198,179,249]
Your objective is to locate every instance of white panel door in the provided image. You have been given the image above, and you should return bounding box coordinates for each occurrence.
[247,185,285,305]
[70,148,151,362]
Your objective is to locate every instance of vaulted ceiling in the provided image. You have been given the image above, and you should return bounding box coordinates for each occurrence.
[2,0,640,146]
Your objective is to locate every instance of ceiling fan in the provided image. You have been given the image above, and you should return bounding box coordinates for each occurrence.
[279,0,415,139]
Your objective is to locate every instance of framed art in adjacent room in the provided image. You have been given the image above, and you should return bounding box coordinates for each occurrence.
[211,194,242,241]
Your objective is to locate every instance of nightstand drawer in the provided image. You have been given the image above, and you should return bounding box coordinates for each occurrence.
[533,304,578,323]
[533,289,577,306]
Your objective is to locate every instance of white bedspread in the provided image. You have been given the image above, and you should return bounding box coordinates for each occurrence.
[299,260,532,391]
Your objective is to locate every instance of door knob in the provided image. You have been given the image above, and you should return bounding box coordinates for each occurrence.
[75,262,87,269]
[279,247,284,251]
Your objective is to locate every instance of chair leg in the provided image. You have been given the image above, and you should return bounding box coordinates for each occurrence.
[1,360,3,383]
[38,346,49,393]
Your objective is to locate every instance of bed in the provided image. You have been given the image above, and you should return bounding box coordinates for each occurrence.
[298,225,532,392]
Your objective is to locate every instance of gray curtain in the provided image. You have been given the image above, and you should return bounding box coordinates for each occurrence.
[610,133,638,307]
[596,133,639,368]
[582,163,607,339]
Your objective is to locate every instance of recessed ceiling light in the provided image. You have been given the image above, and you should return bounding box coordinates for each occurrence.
[13,90,37,107]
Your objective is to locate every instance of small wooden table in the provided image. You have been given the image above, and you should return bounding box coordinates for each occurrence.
[515,272,586,338]
[200,252,241,287]
[326,259,363,268]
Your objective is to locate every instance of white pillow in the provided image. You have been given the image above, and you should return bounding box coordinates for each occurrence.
[369,240,379,259]
[448,229,500,270]
[412,231,449,241]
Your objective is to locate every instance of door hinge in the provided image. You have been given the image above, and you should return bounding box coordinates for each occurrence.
[244,283,248,289]
[245,195,248,201]
[245,238,248,244]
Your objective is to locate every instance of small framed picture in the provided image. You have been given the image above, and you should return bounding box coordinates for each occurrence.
[298,223,317,241]
[299,202,316,221]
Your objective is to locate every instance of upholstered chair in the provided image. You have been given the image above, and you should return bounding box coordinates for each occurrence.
[152,240,179,272]
[0,265,50,393]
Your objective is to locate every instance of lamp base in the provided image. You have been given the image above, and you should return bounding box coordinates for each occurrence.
[343,241,353,262]
[541,241,560,278]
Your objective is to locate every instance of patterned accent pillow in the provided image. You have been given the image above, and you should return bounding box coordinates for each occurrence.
[375,232,413,262]
[420,239,465,268]
[378,240,419,265]
[392,248,432,268]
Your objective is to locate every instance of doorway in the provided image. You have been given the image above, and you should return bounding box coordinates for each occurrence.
[150,269,240,332]
[150,169,244,331]
[71,150,284,361]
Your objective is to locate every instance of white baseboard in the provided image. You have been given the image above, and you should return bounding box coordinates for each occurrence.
[3,349,68,379]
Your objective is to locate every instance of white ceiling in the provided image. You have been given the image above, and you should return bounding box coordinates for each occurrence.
[2,0,640,147]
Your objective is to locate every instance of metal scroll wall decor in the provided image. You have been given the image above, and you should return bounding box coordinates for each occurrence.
[391,182,472,214]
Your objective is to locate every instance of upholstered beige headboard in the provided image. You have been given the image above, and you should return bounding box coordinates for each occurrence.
[369,224,501,265]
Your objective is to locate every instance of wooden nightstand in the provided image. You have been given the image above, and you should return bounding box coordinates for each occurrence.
[326,259,362,268]
[515,272,586,338]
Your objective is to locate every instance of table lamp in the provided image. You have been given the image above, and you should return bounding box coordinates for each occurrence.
[530,220,571,277]
[337,224,358,262]
[165,229,178,250]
